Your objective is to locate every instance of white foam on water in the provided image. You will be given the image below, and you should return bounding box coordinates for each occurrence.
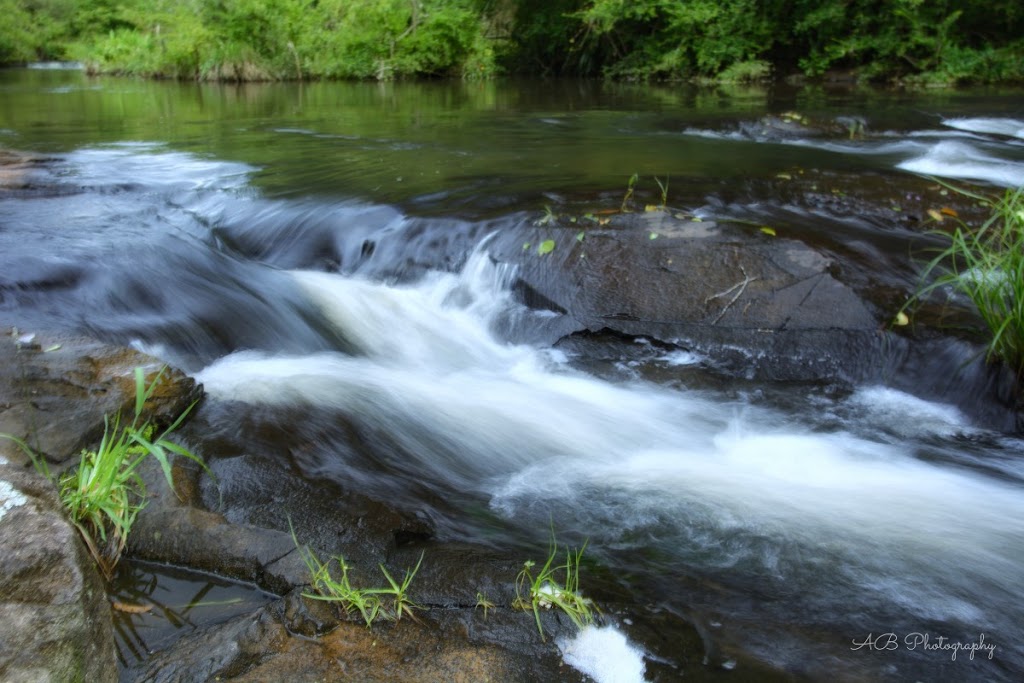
[66,146,256,192]
[656,349,702,366]
[943,117,1024,140]
[195,246,1024,636]
[558,626,647,683]
[845,386,968,438]
[897,140,1024,186]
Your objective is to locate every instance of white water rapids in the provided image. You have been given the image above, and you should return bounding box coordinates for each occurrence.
[195,245,1024,673]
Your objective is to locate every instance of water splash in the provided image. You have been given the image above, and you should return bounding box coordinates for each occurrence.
[558,626,647,683]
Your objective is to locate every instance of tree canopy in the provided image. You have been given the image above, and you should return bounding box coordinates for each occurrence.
[3,0,1022,84]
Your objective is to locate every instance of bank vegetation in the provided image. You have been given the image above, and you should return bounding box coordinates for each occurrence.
[2,0,1023,85]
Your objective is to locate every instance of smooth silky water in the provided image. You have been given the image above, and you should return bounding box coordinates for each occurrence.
[3,67,1024,680]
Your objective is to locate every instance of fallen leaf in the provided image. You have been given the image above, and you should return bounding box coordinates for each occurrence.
[537,239,556,255]
[649,232,659,240]
[940,207,959,218]
[776,173,792,180]
[894,311,910,326]
[576,231,585,242]
[522,242,531,251]
[112,601,153,614]
[644,204,659,212]
[927,209,944,223]
[759,226,776,236]
[43,344,61,352]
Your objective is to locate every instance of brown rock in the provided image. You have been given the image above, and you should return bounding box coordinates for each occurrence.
[0,327,203,468]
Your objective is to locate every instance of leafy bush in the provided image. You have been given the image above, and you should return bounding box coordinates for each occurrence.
[4,0,1023,83]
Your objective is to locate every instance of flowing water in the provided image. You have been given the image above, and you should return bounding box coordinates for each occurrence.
[3,67,1024,681]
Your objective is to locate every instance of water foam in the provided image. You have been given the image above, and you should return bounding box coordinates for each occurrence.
[558,626,647,683]
[943,117,1024,140]
[897,140,1024,186]
[195,245,1024,646]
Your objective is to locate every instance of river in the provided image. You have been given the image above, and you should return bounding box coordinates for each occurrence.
[3,66,1024,681]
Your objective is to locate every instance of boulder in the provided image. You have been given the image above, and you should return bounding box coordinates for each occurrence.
[488,210,891,383]
[0,460,117,683]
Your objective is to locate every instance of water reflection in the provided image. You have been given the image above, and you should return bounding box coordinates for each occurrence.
[110,560,274,669]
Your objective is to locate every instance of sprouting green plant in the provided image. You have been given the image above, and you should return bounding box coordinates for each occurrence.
[475,591,495,619]
[621,172,639,213]
[305,552,382,626]
[367,552,425,623]
[513,532,595,641]
[4,366,205,579]
[536,205,556,226]
[906,183,1024,379]
[654,175,669,208]
[291,522,424,626]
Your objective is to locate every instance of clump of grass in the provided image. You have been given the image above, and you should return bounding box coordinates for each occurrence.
[4,366,205,579]
[909,184,1024,379]
[367,552,425,623]
[513,532,596,641]
[291,523,424,626]
[298,544,382,627]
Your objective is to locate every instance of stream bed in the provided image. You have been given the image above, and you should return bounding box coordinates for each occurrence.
[3,67,1024,682]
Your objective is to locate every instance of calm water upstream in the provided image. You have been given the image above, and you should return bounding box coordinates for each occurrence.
[3,67,1024,681]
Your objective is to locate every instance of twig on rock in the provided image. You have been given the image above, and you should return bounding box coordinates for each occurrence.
[705,266,757,324]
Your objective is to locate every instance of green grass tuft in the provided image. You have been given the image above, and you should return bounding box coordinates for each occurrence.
[291,522,424,626]
[909,184,1024,380]
[513,530,596,641]
[3,366,206,579]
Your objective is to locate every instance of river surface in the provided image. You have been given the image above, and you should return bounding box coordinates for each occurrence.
[3,67,1024,681]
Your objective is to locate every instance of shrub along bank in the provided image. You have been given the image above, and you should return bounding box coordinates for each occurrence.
[2,0,1023,84]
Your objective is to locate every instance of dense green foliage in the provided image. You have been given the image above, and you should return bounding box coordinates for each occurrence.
[3,0,1023,83]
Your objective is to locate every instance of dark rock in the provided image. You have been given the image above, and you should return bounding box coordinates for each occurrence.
[487,211,889,384]
[0,460,117,682]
